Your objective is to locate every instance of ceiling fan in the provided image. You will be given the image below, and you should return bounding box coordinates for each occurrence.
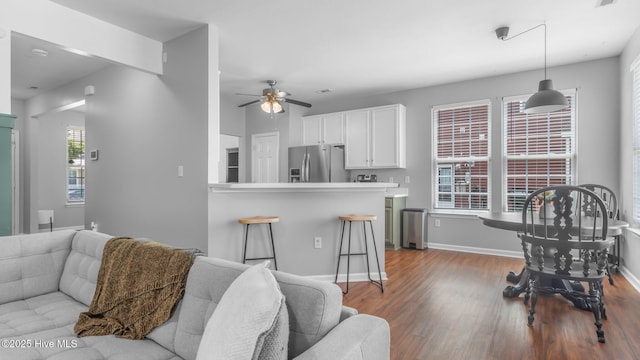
[237,80,312,114]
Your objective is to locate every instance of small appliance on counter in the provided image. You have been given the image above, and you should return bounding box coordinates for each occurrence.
[356,174,377,182]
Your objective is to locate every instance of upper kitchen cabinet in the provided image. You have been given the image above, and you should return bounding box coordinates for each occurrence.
[301,113,345,145]
[345,104,406,169]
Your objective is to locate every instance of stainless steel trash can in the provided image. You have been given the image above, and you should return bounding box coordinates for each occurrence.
[401,208,428,249]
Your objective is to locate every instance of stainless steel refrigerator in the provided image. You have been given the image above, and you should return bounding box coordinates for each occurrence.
[288,145,348,182]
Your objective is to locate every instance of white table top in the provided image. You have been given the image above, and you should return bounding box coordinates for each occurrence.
[478,212,629,237]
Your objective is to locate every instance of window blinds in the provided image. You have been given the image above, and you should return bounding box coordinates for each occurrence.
[433,100,490,210]
[503,91,576,212]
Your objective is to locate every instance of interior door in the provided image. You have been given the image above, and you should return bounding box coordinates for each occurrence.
[251,132,279,183]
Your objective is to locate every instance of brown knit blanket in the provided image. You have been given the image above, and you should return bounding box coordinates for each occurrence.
[74,237,195,339]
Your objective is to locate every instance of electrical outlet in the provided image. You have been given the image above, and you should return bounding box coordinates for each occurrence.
[435,219,441,227]
[405,175,410,184]
[314,236,322,249]
[389,177,394,183]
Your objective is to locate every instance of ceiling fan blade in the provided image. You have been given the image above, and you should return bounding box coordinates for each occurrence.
[238,99,261,107]
[284,98,312,108]
[235,93,262,97]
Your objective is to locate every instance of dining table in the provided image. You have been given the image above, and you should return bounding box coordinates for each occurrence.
[478,212,629,310]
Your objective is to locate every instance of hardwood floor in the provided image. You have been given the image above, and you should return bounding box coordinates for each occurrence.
[340,248,640,360]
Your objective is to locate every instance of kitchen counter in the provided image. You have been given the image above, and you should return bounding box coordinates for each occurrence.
[210,182,398,191]
[208,182,399,280]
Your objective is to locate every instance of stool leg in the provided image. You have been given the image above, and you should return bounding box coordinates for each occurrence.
[335,220,346,285]
[362,221,372,281]
[242,224,250,264]
[268,223,278,271]
[368,220,384,293]
[344,220,353,295]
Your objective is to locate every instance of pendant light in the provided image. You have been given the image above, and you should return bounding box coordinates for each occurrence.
[496,23,569,114]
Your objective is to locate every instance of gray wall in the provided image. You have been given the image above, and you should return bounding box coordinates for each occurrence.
[619,26,640,282]
[82,27,209,250]
[281,57,622,257]
[35,109,84,230]
[18,26,210,250]
[306,57,621,210]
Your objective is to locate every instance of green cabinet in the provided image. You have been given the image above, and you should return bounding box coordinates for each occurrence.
[385,196,406,250]
[0,113,16,236]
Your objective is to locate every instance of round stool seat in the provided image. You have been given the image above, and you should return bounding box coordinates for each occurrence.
[339,214,376,222]
[238,216,280,225]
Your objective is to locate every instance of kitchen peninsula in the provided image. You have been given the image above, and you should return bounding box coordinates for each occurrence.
[208,182,401,282]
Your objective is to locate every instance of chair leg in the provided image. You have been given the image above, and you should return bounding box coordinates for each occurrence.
[268,223,278,271]
[589,282,605,343]
[528,275,538,326]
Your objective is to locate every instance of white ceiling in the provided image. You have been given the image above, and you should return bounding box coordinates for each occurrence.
[12,0,640,107]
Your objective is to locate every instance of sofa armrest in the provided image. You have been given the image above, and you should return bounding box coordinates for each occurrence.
[293,314,390,360]
[340,305,358,321]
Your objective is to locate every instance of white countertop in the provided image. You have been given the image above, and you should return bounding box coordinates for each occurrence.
[209,182,400,192]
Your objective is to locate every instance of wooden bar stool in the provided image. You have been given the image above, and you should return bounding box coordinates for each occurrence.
[334,214,384,295]
[238,216,279,270]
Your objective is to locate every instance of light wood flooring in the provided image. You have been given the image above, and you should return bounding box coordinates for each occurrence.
[340,248,640,360]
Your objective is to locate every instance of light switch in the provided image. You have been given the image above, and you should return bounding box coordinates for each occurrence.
[178,165,184,177]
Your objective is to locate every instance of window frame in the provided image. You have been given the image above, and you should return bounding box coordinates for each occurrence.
[632,56,640,224]
[502,89,577,213]
[66,126,86,204]
[431,99,491,213]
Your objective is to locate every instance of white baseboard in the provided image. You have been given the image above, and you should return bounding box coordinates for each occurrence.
[308,272,388,283]
[428,242,523,259]
[39,225,84,233]
[619,266,640,294]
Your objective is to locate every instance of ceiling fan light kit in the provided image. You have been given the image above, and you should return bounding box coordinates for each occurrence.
[496,23,569,114]
[237,80,311,116]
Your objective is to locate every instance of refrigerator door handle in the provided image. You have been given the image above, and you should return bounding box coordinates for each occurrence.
[304,153,310,182]
[301,153,307,182]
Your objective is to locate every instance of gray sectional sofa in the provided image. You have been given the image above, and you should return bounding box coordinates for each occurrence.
[0,230,390,360]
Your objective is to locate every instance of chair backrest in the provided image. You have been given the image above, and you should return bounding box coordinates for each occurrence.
[519,186,614,278]
[579,183,618,220]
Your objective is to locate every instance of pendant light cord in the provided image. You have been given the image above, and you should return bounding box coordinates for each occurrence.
[499,23,548,79]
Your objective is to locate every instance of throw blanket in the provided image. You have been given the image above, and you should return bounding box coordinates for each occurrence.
[74,237,196,339]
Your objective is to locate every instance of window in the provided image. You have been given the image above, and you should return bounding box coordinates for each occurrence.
[67,127,85,203]
[632,56,640,223]
[432,100,490,210]
[503,90,576,212]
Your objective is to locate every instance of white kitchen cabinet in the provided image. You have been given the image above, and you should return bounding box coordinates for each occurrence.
[345,104,406,169]
[301,113,345,145]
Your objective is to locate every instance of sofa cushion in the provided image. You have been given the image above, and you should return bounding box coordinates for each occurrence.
[0,230,75,305]
[0,292,86,338]
[58,230,112,306]
[195,262,288,360]
[174,257,343,360]
[1,323,181,360]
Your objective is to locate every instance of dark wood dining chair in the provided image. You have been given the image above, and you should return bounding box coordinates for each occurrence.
[579,183,619,285]
[519,185,615,343]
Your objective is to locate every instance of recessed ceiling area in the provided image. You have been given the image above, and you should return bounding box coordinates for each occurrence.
[11,33,111,100]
